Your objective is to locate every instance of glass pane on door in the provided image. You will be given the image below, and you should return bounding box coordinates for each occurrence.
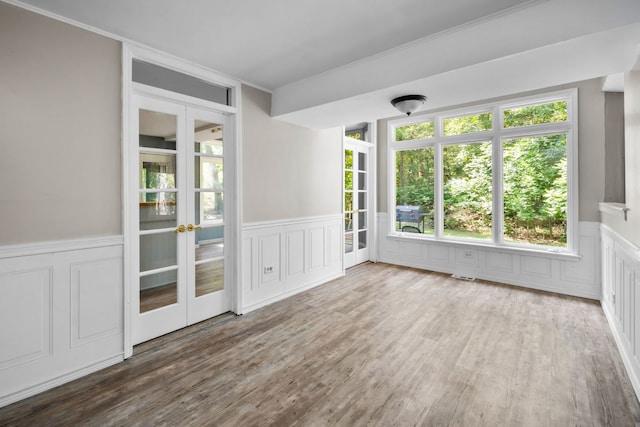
[344,149,354,254]
[140,270,177,313]
[139,192,177,230]
[195,157,223,190]
[193,118,224,298]
[196,259,224,297]
[194,227,224,298]
[138,108,180,314]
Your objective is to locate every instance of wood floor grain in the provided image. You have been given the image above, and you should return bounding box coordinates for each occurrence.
[1,262,639,426]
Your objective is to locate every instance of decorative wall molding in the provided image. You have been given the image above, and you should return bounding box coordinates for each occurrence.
[241,215,343,314]
[0,238,124,408]
[0,236,124,259]
[242,214,342,231]
[600,224,640,399]
[377,214,601,300]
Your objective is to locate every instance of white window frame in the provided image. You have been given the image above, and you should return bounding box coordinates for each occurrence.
[387,88,579,256]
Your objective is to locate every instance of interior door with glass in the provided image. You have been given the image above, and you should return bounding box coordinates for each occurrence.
[186,108,229,324]
[132,98,230,345]
[344,141,370,268]
[133,97,187,344]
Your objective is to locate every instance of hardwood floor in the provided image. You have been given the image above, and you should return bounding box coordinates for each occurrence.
[1,262,639,426]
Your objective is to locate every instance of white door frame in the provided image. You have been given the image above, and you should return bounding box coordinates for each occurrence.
[122,45,242,358]
[343,123,377,269]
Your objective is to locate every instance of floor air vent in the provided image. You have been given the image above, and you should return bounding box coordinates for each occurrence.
[452,274,476,281]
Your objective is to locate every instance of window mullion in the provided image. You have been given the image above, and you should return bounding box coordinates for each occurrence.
[492,135,504,246]
[434,142,443,239]
[492,105,502,245]
[433,116,443,239]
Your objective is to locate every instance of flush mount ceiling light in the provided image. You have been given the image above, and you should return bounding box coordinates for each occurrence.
[391,94,427,116]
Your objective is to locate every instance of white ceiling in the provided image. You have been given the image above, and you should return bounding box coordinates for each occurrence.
[9,0,640,128]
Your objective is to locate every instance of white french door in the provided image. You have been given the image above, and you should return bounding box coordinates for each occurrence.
[344,140,373,268]
[131,95,230,344]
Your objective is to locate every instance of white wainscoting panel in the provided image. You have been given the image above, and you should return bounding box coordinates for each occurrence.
[242,216,343,313]
[0,266,52,371]
[0,237,123,408]
[600,224,640,399]
[378,213,601,299]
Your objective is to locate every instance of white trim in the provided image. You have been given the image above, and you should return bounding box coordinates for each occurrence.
[241,272,344,314]
[0,354,123,408]
[131,83,236,115]
[599,202,630,220]
[233,86,244,315]
[384,232,581,261]
[243,214,342,230]
[122,44,242,357]
[600,224,640,400]
[378,214,600,299]
[602,302,640,401]
[241,215,343,313]
[122,44,133,359]
[387,88,578,254]
[0,236,123,259]
[601,223,640,263]
[370,121,378,263]
[0,243,124,408]
[343,133,376,269]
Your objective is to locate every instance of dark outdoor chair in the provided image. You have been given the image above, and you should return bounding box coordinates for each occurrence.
[401,225,422,233]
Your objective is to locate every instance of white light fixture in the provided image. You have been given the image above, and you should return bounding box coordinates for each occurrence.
[391,94,427,116]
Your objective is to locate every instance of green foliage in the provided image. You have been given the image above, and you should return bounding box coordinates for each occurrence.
[504,101,567,128]
[345,171,353,188]
[443,112,492,136]
[395,122,434,141]
[344,150,353,170]
[395,148,435,211]
[443,142,492,237]
[394,103,568,246]
[502,134,567,245]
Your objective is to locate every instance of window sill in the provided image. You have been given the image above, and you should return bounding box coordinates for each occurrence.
[599,202,629,220]
[385,232,582,261]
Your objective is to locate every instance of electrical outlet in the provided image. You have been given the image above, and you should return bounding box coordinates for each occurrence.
[264,266,273,274]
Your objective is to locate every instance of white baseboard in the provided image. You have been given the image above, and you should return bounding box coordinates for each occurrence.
[0,354,123,408]
[241,272,344,314]
[377,214,601,300]
[0,237,124,408]
[602,300,640,400]
[600,224,640,400]
[241,215,343,313]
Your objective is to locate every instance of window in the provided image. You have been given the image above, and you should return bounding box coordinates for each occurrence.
[443,141,492,240]
[345,123,369,141]
[389,89,577,253]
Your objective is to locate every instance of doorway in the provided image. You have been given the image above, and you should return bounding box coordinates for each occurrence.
[344,130,375,269]
[131,96,231,345]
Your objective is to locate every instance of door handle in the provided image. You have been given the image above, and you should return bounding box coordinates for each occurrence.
[187,224,203,232]
[175,225,186,233]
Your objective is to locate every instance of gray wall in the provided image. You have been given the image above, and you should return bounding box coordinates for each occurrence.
[242,85,342,223]
[0,3,343,246]
[604,92,625,203]
[377,78,607,222]
[0,3,122,245]
[602,68,640,247]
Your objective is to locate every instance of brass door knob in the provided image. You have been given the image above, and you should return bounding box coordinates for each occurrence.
[175,224,186,233]
[187,224,203,231]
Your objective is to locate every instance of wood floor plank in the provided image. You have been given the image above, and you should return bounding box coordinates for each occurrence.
[1,262,639,426]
